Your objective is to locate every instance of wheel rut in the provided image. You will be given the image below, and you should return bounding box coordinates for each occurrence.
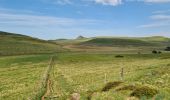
[41,56,54,100]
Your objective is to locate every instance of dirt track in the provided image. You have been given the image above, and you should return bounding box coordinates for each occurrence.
[41,79,51,100]
[41,56,54,100]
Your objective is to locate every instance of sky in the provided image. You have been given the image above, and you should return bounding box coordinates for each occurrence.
[0,0,170,39]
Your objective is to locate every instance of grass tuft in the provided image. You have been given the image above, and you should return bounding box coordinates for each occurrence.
[115,84,137,91]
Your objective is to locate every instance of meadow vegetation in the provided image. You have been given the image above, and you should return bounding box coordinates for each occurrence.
[1,53,169,99]
[45,53,170,100]
[1,32,170,100]
[0,31,64,56]
[0,54,52,100]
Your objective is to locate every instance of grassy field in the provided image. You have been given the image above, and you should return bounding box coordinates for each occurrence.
[0,54,52,100]
[0,31,64,56]
[0,52,170,100]
[45,53,170,100]
[1,32,170,100]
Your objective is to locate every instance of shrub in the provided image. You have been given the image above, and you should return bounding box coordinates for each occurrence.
[165,47,170,51]
[130,85,158,98]
[115,55,124,58]
[102,81,123,92]
[158,51,162,54]
[152,50,157,54]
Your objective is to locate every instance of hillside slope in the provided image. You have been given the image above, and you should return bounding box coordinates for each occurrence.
[80,38,157,46]
[0,31,64,55]
[53,36,170,53]
[137,36,170,42]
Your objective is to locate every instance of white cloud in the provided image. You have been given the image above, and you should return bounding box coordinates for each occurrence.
[138,22,170,28]
[144,0,170,3]
[42,0,72,5]
[54,0,72,5]
[150,14,170,20]
[139,14,170,28]
[42,0,170,6]
[0,12,101,28]
[0,10,109,39]
[94,0,122,6]
[152,10,170,14]
[86,0,170,6]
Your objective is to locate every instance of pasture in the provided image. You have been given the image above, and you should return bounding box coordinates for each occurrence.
[45,53,170,100]
[0,54,52,100]
[1,52,170,100]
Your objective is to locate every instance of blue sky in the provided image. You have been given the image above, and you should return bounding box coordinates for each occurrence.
[0,0,170,39]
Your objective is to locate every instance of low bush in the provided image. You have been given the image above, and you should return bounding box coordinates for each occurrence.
[102,81,123,92]
[165,47,170,51]
[152,50,157,54]
[115,55,124,58]
[130,85,158,98]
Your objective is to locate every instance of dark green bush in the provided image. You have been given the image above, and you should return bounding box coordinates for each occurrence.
[165,47,170,51]
[158,51,162,54]
[130,86,158,98]
[115,55,124,58]
[152,50,157,54]
[102,81,123,92]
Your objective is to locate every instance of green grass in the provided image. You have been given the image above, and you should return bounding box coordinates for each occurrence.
[1,31,170,100]
[80,38,156,46]
[0,53,170,99]
[137,36,170,42]
[46,53,170,100]
[53,37,170,53]
[0,54,52,100]
[52,38,91,46]
[0,31,64,56]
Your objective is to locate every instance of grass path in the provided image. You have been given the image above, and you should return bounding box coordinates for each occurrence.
[49,68,76,99]
[43,56,78,99]
[41,80,52,100]
[41,56,55,100]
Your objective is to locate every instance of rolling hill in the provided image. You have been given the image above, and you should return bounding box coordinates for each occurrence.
[53,36,170,53]
[79,38,156,46]
[0,31,64,56]
[1,31,170,54]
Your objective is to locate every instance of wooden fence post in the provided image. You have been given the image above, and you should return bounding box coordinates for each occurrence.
[120,67,124,81]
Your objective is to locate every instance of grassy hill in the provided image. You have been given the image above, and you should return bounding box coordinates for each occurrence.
[53,36,170,53]
[0,31,64,56]
[52,38,91,45]
[78,36,170,46]
[137,36,170,42]
[79,38,156,46]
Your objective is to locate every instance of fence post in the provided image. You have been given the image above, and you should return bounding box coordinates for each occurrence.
[120,67,124,81]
